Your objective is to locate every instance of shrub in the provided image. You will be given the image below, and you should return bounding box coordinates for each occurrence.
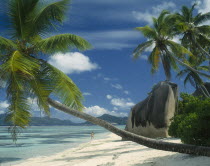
[169,93,210,146]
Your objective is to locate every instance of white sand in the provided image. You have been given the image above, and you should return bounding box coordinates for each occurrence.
[12,134,210,166]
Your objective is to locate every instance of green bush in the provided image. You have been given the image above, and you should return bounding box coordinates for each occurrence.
[169,93,210,146]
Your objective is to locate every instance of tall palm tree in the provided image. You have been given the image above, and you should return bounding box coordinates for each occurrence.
[177,58,210,97]
[133,10,210,80]
[173,3,210,59]
[0,0,91,139]
[1,0,210,157]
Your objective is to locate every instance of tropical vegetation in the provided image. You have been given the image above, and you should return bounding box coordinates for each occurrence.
[169,93,210,146]
[0,0,210,157]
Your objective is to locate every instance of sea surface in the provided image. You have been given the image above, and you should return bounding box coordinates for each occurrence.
[0,125,125,165]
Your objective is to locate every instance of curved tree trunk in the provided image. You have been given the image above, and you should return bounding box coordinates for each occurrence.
[48,98,210,157]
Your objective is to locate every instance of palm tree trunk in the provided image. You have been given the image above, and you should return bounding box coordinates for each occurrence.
[170,54,210,78]
[48,98,210,157]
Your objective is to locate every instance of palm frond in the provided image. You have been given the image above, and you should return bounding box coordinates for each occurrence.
[166,40,193,58]
[181,6,191,22]
[194,12,210,25]
[135,26,157,39]
[7,0,39,39]
[1,51,40,141]
[133,40,154,59]
[0,36,16,52]
[43,62,84,111]
[28,0,71,37]
[157,10,170,26]
[197,65,209,71]
[34,34,92,54]
[176,69,188,78]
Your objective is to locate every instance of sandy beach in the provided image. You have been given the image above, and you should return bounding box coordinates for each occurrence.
[11,133,210,166]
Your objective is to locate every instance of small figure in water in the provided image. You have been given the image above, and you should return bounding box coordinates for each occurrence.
[91,131,94,140]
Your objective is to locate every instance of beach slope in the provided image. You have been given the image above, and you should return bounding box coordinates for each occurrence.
[14,134,210,166]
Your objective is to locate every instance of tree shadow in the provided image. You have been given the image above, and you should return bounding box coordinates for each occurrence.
[0,157,21,164]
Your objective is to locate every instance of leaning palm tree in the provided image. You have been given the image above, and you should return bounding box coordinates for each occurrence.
[1,0,210,157]
[173,3,210,59]
[133,10,210,80]
[177,57,210,97]
[0,0,91,139]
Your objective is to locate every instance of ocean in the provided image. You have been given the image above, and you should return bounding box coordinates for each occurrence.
[0,125,125,166]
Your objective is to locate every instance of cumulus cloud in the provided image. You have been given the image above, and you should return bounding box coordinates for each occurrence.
[111,84,123,90]
[84,105,127,117]
[110,98,135,109]
[132,2,176,25]
[48,52,99,74]
[107,96,135,109]
[0,101,9,114]
[106,95,112,99]
[197,0,210,24]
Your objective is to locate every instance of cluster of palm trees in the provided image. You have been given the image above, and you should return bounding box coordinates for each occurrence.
[0,0,210,156]
[134,4,210,97]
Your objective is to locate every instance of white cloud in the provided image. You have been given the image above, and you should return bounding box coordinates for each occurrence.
[197,0,210,24]
[84,105,127,117]
[111,98,134,109]
[107,97,135,109]
[104,77,111,81]
[113,107,118,111]
[76,30,142,50]
[83,92,92,96]
[132,2,176,25]
[197,0,210,13]
[106,95,112,99]
[48,52,99,74]
[111,84,123,90]
[84,106,108,117]
[124,90,129,95]
[0,101,9,114]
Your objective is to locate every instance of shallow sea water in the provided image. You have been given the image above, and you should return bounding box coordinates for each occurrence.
[0,125,125,165]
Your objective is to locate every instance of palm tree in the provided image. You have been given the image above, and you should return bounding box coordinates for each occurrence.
[1,0,210,157]
[133,10,210,80]
[0,0,91,139]
[177,58,210,97]
[173,3,210,59]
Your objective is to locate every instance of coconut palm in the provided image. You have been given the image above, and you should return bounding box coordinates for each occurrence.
[0,0,91,139]
[173,3,210,59]
[1,0,210,157]
[177,58,210,97]
[133,10,210,80]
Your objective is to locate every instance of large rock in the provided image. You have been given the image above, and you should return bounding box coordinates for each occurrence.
[125,81,178,138]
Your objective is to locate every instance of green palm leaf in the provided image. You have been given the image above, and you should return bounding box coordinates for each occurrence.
[35,34,92,54]
[1,51,40,141]
[28,0,71,37]
[0,36,16,52]
[133,40,153,59]
[135,26,157,39]
[43,62,84,111]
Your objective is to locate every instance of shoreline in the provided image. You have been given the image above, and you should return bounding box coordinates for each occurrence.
[10,133,210,166]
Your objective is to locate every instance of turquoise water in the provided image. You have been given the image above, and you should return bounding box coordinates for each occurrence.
[0,125,125,165]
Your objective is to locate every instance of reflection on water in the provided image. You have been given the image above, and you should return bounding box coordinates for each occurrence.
[0,125,125,165]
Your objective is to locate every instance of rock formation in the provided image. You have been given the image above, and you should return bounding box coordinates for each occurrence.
[125,81,178,138]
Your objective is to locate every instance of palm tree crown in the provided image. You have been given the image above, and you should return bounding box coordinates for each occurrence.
[173,3,210,58]
[0,0,91,140]
[133,10,191,81]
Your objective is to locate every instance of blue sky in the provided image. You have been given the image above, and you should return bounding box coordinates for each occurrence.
[0,0,210,122]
